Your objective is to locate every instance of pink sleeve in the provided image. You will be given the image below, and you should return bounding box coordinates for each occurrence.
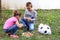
[13,18,18,23]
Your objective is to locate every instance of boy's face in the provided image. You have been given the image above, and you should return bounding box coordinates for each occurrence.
[27,4,32,11]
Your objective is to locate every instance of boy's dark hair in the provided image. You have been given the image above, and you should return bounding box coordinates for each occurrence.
[26,2,32,7]
[14,10,21,17]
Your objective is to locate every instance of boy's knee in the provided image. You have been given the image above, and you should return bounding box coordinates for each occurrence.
[30,24,34,30]
[30,27,34,31]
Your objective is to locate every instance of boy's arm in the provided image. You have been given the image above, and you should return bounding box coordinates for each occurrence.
[24,10,27,19]
[31,11,37,21]
[16,21,23,28]
[24,10,31,20]
[24,11,28,20]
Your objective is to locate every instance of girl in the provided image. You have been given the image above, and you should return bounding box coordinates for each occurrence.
[3,11,23,38]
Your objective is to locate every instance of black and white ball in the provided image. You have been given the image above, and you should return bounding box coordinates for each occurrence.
[38,23,51,34]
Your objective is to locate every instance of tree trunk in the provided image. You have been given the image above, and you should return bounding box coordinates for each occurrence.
[0,0,1,20]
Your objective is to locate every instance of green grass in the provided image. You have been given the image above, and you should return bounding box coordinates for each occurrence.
[0,9,60,40]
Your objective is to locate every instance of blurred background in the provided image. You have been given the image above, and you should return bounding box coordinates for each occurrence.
[0,0,60,40]
[1,0,60,10]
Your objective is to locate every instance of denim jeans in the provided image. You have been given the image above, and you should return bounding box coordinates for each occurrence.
[20,18,34,31]
[4,24,18,35]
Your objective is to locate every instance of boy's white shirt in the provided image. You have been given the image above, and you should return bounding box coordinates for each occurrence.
[24,9,37,21]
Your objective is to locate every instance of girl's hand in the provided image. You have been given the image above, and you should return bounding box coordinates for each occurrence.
[19,24,23,28]
[16,21,23,28]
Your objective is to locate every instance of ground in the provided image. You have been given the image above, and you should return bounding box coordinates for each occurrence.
[0,9,60,40]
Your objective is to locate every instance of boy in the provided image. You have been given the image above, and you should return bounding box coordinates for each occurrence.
[20,2,37,32]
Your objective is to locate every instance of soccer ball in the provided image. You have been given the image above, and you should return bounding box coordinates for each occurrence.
[38,23,51,34]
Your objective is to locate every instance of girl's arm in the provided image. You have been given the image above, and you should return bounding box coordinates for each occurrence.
[16,21,23,28]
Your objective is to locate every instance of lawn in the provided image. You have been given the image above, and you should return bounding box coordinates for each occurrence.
[0,9,60,40]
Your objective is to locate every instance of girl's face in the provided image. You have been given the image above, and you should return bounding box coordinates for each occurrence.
[16,16,21,20]
[27,4,32,11]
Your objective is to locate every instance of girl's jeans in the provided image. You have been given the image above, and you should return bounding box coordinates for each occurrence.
[4,24,18,35]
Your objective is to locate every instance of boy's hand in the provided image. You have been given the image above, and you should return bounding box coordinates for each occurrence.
[24,17,31,21]
[27,17,31,21]
[24,17,28,20]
